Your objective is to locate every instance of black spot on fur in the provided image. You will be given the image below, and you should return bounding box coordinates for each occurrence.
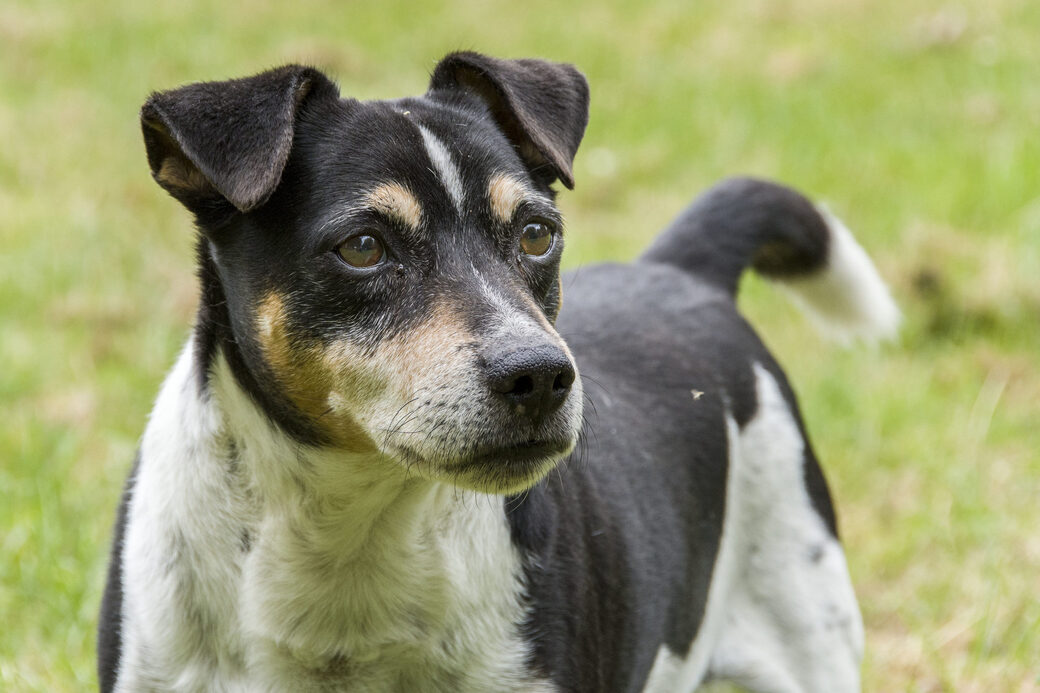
[226,438,240,478]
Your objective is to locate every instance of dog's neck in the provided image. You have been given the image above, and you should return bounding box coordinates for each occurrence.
[147,343,539,686]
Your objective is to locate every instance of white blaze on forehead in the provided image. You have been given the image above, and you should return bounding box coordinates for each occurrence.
[416,123,465,211]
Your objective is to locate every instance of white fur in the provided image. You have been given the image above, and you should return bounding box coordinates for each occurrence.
[640,647,683,692]
[778,207,900,343]
[116,341,557,692]
[641,364,863,692]
[417,123,465,212]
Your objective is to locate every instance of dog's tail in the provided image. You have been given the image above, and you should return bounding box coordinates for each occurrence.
[639,177,900,342]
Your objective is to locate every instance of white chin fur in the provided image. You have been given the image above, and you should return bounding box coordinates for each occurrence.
[777,205,901,344]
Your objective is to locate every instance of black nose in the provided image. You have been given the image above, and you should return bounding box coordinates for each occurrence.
[484,344,575,422]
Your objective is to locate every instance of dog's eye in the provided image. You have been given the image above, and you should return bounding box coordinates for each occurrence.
[520,222,555,257]
[337,234,385,268]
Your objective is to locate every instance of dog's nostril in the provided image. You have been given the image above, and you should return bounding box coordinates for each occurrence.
[510,375,535,397]
[553,368,575,392]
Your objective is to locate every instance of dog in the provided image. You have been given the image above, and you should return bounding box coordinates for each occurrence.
[98,52,899,692]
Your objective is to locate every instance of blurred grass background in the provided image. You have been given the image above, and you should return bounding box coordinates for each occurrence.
[2,0,1038,690]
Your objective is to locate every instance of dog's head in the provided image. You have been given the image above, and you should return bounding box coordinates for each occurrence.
[141,53,589,494]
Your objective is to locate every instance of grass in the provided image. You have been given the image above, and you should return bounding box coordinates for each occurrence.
[2,0,1038,690]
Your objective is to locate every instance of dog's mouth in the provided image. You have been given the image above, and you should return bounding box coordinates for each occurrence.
[374,362,585,493]
[447,437,575,493]
[390,436,575,493]
[454,438,573,469]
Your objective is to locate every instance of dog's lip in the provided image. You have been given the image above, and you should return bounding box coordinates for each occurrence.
[452,438,573,470]
[387,437,575,480]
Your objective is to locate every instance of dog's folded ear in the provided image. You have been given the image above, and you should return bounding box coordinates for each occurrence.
[428,52,589,189]
[141,65,339,215]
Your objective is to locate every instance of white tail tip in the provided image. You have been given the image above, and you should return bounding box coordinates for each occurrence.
[778,206,901,344]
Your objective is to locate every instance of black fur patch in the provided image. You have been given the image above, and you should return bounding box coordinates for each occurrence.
[97,452,140,693]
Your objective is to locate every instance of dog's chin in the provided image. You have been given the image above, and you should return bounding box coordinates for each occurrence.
[447,438,576,494]
[392,437,576,495]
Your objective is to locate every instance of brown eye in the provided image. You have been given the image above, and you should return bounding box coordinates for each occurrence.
[519,222,554,257]
[337,234,385,268]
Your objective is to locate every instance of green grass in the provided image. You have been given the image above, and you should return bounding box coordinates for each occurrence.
[2,0,1038,690]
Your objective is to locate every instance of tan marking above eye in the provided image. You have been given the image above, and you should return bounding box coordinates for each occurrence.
[366,182,423,231]
[487,173,529,224]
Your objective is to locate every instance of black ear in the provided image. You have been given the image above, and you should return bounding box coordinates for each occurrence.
[141,65,339,214]
[428,52,589,189]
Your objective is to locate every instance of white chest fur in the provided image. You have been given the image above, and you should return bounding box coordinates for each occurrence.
[115,344,552,692]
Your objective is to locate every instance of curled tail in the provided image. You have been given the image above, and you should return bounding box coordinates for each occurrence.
[640,177,900,342]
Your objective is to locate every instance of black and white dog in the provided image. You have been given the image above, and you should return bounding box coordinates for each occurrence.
[98,53,898,692]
